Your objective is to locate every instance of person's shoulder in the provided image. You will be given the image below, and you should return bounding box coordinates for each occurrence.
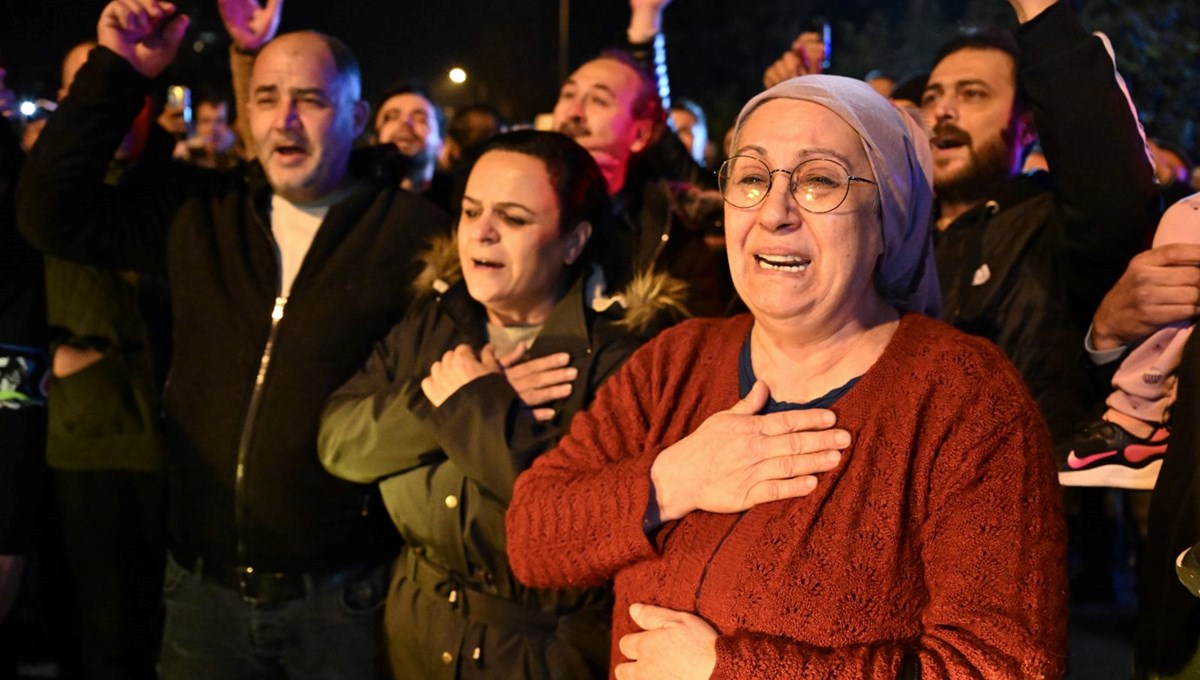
[889,314,1043,425]
[636,314,751,362]
[895,313,1023,379]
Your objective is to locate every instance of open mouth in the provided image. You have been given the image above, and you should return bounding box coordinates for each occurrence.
[472,258,504,269]
[931,124,970,150]
[273,144,308,160]
[931,136,967,150]
[755,254,810,272]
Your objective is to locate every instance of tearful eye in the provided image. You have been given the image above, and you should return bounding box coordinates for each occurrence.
[799,173,842,190]
[736,174,769,187]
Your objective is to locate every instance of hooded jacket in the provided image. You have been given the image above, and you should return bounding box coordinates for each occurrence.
[319,242,671,677]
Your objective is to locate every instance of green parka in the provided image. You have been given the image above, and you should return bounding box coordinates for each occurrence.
[320,262,653,678]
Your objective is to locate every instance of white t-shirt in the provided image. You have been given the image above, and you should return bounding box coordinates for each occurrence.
[269,194,328,298]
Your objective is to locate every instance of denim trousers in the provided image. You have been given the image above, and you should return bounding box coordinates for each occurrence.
[158,553,387,680]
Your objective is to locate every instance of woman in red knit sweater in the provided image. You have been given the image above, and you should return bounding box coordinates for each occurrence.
[506,75,1068,679]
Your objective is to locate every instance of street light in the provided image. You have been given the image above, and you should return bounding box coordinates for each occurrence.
[449,68,467,85]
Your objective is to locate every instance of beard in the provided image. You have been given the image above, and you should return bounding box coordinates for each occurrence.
[387,139,436,188]
[931,121,1016,206]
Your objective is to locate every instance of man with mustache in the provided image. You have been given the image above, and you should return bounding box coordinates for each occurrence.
[551,46,727,317]
[922,0,1157,443]
[17,0,450,676]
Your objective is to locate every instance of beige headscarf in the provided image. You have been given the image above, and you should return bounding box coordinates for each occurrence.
[734,75,940,317]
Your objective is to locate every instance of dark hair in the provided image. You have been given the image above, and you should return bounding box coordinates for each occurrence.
[271,31,362,101]
[890,72,928,105]
[479,130,617,282]
[1151,138,1195,173]
[315,32,361,93]
[930,29,1028,110]
[448,104,506,151]
[374,80,444,135]
[192,83,232,115]
[670,97,707,129]
[594,49,664,124]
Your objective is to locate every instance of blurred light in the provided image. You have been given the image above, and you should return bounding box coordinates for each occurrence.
[449,68,467,85]
[19,101,36,117]
[193,40,205,53]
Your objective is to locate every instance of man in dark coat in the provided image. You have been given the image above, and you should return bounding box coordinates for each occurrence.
[922,0,1157,442]
[17,2,450,677]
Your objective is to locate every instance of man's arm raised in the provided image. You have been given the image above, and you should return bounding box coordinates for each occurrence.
[98,0,189,79]
[219,0,284,160]
[18,0,192,272]
[218,0,283,53]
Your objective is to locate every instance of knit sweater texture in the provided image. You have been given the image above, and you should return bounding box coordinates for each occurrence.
[507,313,1068,679]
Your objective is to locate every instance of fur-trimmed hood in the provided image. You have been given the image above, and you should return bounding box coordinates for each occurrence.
[412,234,689,338]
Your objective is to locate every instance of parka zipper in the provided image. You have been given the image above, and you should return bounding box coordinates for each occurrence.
[235,295,288,571]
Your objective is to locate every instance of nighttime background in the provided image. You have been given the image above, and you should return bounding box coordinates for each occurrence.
[2,0,1198,157]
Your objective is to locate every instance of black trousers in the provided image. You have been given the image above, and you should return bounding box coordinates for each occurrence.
[51,468,166,680]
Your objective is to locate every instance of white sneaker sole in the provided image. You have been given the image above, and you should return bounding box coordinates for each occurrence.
[1179,547,1200,598]
[1058,459,1162,490]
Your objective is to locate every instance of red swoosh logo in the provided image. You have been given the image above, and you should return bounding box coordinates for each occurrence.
[1066,449,1117,469]
[1126,443,1168,463]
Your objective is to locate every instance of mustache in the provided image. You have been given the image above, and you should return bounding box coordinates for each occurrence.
[557,120,590,138]
[267,133,308,149]
[930,121,971,149]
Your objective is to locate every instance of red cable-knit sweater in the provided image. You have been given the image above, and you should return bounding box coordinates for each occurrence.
[507,313,1068,679]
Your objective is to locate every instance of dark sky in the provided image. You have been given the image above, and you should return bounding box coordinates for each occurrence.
[1,1,932,117]
[3,0,604,121]
[2,0,1043,128]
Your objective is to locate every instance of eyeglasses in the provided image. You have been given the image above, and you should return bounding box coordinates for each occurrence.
[717,156,878,213]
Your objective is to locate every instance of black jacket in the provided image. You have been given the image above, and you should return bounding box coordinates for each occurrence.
[1135,329,1200,676]
[321,273,641,678]
[17,47,452,574]
[0,116,47,556]
[935,3,1158,441]
[615,178,730,318]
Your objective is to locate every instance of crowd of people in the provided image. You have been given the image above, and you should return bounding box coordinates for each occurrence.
[1,0,1199,677]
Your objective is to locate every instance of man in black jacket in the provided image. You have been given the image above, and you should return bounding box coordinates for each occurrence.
[922,0,1157,443]
[17,2,450,677]
[552,49,727,317]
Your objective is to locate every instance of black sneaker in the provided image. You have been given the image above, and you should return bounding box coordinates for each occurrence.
[1057,419,1168,490]
[1177,542,1200,598]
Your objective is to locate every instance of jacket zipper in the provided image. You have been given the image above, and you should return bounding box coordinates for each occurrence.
[649,191,672,268]
[235,295,287,569]
[235,199,285,571]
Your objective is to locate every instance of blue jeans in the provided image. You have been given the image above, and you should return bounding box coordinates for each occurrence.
[159,553,387,680]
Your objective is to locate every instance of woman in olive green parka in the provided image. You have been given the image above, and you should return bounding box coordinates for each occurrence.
[319,131,683,679]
